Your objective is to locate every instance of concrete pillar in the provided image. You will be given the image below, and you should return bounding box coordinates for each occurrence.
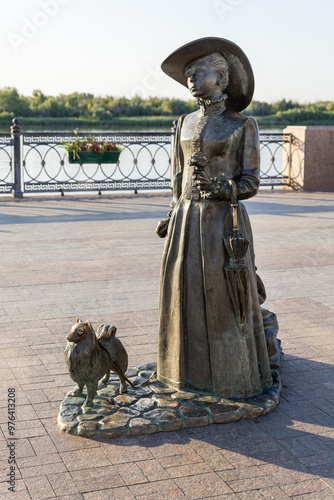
[284,126,334,191]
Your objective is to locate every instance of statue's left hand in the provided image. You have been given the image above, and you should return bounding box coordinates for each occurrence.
[193,169,213,191]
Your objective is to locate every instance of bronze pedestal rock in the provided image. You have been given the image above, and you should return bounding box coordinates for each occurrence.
[58,361,281,437]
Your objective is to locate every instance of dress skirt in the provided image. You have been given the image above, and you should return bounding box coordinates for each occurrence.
[157,195,273,398]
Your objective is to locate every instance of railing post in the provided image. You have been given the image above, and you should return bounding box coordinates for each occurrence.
[11,117,23,198]
[287,132,292,187]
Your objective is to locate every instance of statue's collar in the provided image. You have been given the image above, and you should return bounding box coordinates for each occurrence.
[196,93,227,116]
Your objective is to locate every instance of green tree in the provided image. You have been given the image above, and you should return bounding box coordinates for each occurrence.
[29,89,46,114]
[245,100,274,116]
[37,97,67,117]
[0,87,30,116]
[272,99,299,112]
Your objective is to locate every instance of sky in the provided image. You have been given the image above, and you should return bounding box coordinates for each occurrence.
[1,0,334,103]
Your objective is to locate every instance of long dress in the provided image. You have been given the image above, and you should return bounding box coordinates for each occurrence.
[157,102,275,398]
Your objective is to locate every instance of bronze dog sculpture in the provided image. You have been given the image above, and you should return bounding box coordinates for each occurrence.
[64,319,134,407]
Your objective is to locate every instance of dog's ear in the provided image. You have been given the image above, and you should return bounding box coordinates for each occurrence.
[85,320,93,331]
[108,325,117,337]
[76,318,81,323]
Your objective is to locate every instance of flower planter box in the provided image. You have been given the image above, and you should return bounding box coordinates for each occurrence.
[68,151,121,164]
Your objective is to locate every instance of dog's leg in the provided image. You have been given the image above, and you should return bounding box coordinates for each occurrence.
[119,374,128,394]
[110,362,128,394]
[84,381,98,407]
[101,369,110,385]
[112,359,136,391]
[71,383,84,396]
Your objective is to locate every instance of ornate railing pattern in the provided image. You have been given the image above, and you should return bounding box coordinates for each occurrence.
[259,132,291,186]
[22,132,172,194]
[0,134,13,194]
[0,120,292,197]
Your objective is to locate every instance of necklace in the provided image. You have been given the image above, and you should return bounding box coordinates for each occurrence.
[196,93,228,108]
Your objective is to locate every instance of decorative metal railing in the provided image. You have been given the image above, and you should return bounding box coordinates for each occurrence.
[22,132,172,195]
[258,132,291,186]
[0,119,292,197]
[0,134,13,194]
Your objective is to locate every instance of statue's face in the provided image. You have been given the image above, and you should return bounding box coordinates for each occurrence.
[185,58,223,100]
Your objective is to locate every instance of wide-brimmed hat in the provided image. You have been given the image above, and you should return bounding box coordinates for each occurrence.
[161,37,254,112]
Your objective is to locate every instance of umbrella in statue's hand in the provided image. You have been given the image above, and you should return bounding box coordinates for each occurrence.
[224,180,250,325]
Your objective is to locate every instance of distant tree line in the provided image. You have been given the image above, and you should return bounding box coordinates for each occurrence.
[243,99,334,123]
[0,87,197,119]
[0,87,333,124]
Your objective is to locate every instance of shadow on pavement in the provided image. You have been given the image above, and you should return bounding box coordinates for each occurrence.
[0,194,171,225]
[93,355,334,484]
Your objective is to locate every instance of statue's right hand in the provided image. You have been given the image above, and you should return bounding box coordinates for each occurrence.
[155,219,170,238]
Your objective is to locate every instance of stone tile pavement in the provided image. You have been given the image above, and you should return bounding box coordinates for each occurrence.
[0,190,333,499]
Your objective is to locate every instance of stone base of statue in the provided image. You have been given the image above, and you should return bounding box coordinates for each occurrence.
[57,362,282,438]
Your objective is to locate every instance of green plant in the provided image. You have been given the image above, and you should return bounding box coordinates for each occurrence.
[59,129,122,159]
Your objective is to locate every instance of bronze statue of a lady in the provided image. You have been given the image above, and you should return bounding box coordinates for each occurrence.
[157,37,282,398]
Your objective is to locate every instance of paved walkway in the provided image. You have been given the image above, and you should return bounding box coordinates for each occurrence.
[0,190,333,499]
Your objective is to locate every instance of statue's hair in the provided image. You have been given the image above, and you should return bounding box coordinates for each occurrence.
[202,52,229,78]
[185,52,229,83]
